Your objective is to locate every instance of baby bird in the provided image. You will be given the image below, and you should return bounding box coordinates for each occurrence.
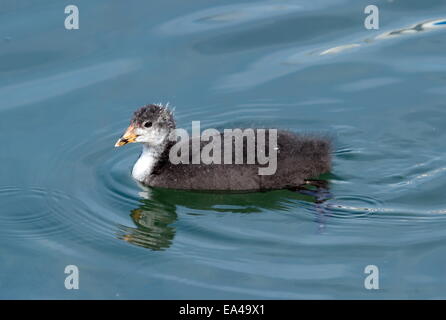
[115,104,331,191]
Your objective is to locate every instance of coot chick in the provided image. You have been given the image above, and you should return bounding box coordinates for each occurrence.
[115,104,331,191]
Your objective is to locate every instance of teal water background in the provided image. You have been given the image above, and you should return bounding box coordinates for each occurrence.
[1,0,446,299]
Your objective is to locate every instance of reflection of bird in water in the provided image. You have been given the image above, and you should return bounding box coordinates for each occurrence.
[117,194,177,251]
[117,184,332,251]
[297,181,332,233]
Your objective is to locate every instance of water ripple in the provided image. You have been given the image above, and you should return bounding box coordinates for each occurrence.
[156,0,348,36]
[216,17,446,91]
[0,59,140,111]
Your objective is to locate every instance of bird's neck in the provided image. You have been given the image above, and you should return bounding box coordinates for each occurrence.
[132,141,168,182]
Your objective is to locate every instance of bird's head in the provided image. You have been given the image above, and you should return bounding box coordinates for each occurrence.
[115,104,175,148]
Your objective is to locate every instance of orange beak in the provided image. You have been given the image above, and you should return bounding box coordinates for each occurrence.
[115,124,138,147]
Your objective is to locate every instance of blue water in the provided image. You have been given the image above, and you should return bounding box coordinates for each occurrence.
[1,0,446,299]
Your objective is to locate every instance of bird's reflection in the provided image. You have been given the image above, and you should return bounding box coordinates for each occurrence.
[117,193,177,250]
[118,182,331,250]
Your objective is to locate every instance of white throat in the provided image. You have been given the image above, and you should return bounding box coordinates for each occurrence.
[132,144,163,182]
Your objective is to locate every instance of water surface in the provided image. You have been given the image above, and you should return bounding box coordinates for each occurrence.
[1,0,446,299]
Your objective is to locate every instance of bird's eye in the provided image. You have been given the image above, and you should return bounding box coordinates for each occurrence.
[144,121,152,128]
